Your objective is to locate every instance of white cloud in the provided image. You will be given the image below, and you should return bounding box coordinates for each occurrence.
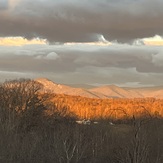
[46,52,59,60]
[135,35,163,46]
[0,37,47,46]
[143,35,163,46]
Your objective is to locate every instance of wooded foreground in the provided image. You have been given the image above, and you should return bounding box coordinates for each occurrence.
[0,79,162,163]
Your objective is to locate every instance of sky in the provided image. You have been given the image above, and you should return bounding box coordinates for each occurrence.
[0,0,163,87]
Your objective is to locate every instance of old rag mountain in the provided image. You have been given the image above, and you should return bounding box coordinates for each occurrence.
[36,78,163,99]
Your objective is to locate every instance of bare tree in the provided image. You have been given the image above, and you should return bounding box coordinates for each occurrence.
[115,116,150,163]
[0,78,51,132]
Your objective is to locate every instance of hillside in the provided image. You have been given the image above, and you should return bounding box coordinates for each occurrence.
[89,85,143,98]
[1,78,163,119]
[36,78,163,99]
[36,78,106,98]
[49,94,163,119]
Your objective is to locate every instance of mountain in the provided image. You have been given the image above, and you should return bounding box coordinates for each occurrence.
[66,83,96,89]
[35,78,106,98]
[89,85,143,98]
[36,78,72,94]
[36,78,163,99]
[126,86,163,99]
[91,85,163,99]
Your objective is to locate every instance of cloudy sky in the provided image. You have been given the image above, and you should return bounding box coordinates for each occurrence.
[0,0,163,87]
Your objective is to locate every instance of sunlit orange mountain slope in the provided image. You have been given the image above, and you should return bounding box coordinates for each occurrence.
[36,78,163,99]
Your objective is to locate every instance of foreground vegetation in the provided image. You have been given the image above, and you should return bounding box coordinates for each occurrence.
[0,79,163,163]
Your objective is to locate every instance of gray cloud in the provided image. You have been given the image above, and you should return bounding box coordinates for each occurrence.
[0,44,163,86]
[0,0,163,42]
[0,0,8,10]
[73,45,163,73]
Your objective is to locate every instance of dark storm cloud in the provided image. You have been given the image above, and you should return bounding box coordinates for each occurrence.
[0,0,163,42]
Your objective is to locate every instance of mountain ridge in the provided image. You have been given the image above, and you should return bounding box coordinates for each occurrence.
[35,78,163,99]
